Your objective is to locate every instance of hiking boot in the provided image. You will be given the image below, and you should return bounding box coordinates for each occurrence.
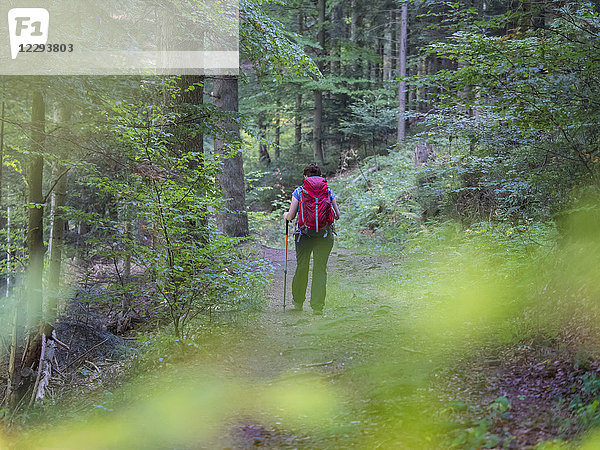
[313,310,323,316]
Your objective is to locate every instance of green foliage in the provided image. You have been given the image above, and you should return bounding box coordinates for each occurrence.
[413,144,568,223]
[448,417,504,449]
[422,2,600,208]
[487,396,511,420]
[328,147,421,249]
[81,79,271,338]
[339,93,398,143]
[240,0,320,81]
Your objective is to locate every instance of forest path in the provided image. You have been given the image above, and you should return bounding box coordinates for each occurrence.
[16,244,430,450]
[18,244,571,448]
[201,243,576,449]
[209,244,434,448]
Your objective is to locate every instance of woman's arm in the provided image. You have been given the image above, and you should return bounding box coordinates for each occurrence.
[332,197,340,220]
[283,197,299,221]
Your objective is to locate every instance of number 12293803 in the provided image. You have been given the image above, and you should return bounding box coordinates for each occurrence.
[19,44,74,53]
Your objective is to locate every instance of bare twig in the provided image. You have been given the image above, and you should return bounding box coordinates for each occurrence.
[42,168,72,203]
[352,166,379,184]
[61,338,110,371]
[48,334,70,351]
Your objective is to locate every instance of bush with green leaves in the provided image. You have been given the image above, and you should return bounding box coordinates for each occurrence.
[328,147,421,249]
[419,2,600,222]
[78,80,270,338]
[413,147,559,224]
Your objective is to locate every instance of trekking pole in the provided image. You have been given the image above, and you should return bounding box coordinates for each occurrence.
[283,219,289,311]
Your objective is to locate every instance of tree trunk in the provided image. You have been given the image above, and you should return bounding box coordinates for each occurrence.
[350,0,359,73]
[295,93,302,155]
[26,89,45,334]
[313,92,325,165]
[330,3,342,75]
[0,102,5,293]
[397,3,408,142]
[417,56,427,113]
[313,0,326,166]
[383,10,393,81]
[176,75,209,243]
[258,112,271,166]
[177,75,204,170]
[19,90,46,408]
[6,294,18,407]
[5,199,10,297]
[214,76,249,237]
[294,9,304,156]
[274,100,281,161]
[47,103,71,321]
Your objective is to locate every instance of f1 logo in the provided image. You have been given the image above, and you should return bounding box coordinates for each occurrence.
[8,8,49,59]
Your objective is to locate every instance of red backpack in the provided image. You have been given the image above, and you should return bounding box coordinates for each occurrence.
[298,176,335,232]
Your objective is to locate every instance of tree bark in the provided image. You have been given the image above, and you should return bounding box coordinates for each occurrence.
[313,0,326,166]
[350,0,358,73]
[294,9,304,156]
[26,90,45,334]
[176,75,209,243]
[330,3,342,75]
[19,90,46,408]
[274,100,281,161]
[5,200,10,297]
[0,102,5,293]
[295,93,302,155]
[397,3,408,142]
[313,92,325,165]
[177,75,204,170]
[214,76,249,237]
[258,112,271,166]
[383,10,393,81]
[47,103,71,321]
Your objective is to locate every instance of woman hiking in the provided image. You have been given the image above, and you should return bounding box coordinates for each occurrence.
[283,163,340,315]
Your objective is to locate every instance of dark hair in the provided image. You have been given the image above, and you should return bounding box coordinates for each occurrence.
[303,163,321,177]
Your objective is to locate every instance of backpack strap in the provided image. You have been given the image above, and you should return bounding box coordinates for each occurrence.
[300,188,306,228]
[315,197,319,232]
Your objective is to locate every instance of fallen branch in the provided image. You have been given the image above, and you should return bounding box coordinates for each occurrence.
[48,334,70,350]
[352,166,379,184]
[61,337,110,371]
[85,360,101,373]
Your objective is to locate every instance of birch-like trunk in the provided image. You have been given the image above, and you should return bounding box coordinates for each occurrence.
[47,103,71,321]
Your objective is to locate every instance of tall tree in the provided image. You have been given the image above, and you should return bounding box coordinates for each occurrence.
[274,100,281,161]
[214,76,249,237]
[258,112,272,166]
[176,74,209,245]
[397,2,408,142]
[295,92,303,155]
[47,103,71,322]
[17,89,46,408]
[294,7,305,156]
[313,0,326,165]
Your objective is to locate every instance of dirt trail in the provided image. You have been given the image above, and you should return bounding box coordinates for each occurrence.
[215,245,396,380]
[210,245,419,448]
